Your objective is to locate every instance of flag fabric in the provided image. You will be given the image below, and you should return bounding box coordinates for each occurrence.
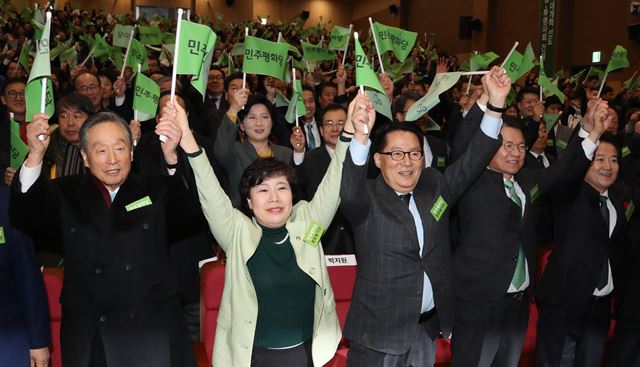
[9,115,28,169]
[59,45,78,69]
[503,50,524,82]
[275,90,290,108]
[569,68,586,85]
[176,20,217,98]
[242,36,288,80]
[471,51,499,70]
[623,72,637,90]
[231,42,244,56]
[161,32,176,45]
[329,25,350,50]
[125,38,149,72]
[285,80,306,124]
[371,22,417,62]
[629,75,640,92]
[586,67,605,81]
[366,90,393,121]
[605,45,629,74]
[133,71,160,121]
[91,34,111,59]
[18,40,31,74]
[544,113,561,133]
[405,72,463,121]
[301,40,335,61]
[139,25,163,46]
[25,78,54,122]
[539,59,566,104]
[516,42,536,81]
[159,44,174,67]
[112,24,135,48]
[354,35,385,94]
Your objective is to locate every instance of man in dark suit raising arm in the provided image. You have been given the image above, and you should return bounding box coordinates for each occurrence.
[340,66,509,367]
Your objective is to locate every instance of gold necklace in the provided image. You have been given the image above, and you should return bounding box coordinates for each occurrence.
[256,145,272,158]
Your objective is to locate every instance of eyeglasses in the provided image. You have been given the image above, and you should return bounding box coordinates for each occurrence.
[502,141,526,153]
[379,150,424,161]
[78,84,99,93]
[322,120,345,129]
[209,74,224,80]
[6,90,25,100]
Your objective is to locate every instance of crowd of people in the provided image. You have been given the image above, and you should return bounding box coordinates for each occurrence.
[1,3,639,367]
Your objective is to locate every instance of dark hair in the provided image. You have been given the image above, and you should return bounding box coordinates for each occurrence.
[158,90,190,113]
[301,85,315,96]
[598,132,621,155]
[373,121,424,154]
[392,92,420,117]
[320,82,338,94]
[210,64,226,79]
[516,86,540,103]
[237,94,275,122]
[224,71,253,92]
[73,72,100,88]
[544,95,563,109]
[1,77,27,95]
[79,112,133,151]
[319,103,347,125]
[239,157,298,214]
[56,93,94,116]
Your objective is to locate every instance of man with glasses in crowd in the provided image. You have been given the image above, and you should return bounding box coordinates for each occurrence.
[0,77,26,187]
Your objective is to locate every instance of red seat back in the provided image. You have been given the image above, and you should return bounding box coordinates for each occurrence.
[327,264,356,330]
[199,261,226,365]
[42,268,63,367]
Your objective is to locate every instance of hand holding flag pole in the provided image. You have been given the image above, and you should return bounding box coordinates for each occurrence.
[368,17,385,74]
[167,8,184,143]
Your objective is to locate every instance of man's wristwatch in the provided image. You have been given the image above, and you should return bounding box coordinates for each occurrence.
[486,102,507,113]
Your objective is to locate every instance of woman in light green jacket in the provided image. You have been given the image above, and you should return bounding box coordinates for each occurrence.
[165,93,375,367]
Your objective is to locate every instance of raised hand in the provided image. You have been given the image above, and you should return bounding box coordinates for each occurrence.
[25,113,52,167]
[172,102,199,154]
[532,101,546,122]
[482,66,511,108]
[582,98,608,133]
[436,57,449,74]
[113,76,126,98]
[156,103,182,164]
[347,92,376,144]
[290,126,306,153]
[129,120,141,145]
[336,63,347,85]
[228,88,249,116]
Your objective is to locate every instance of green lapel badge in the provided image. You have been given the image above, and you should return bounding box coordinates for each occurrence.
[530,184,540,204]
[546,138,554,147]
[303,221,324,247]
[436,156,446,168]
[556,139,567,149]
[626,201,635,221]
[125,196,153,212]
[622,146,631,158]
[0,227,5,245]
[430,196,448,222]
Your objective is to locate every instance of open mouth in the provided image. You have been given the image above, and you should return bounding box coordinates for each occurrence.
[398,170,414,177]
[267,207,283,213]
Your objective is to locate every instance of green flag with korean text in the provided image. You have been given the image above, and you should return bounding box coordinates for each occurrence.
[231,42,244,56]
[366,90,393,121]
[503,50,524,82]
[133,71,160,121]
[176,20,217,98]
[329,25,350,50]
[405,72,463,121]
[605,45,629,74]
[285,80,306,124]
[372,22,417,62]
[9,114,28,169]
[243,36,288,80]
[139,25,163,46]
[112,24,135,48]
[354,35,384,94]
[125,38,149,72]
[301,40,335,62]
[25,12,54,122]
[25,78,54,122]
[516,42,536,81]
[91,34,111,59]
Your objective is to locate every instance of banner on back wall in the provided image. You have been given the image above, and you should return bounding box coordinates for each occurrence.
[539,0,557,75]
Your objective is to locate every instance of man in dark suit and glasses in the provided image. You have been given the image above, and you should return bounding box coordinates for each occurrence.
[340,66,509,367]
[449,98,611,367]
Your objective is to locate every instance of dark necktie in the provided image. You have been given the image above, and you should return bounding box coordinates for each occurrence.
[536,155,545,166]
[398,193,412,209]
[597,195,610,290]
[505,179,526,289]
[306,124,316,150]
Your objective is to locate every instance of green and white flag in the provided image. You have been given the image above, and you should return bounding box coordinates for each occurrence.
[371,21,417,62]
[301,40,335,62]
[25,12,54,122]
[503,50,524,82]
[133,71,160,121]
[329,25,350,50]
[605,45,629,74]
[354,35,384,94]
[159,44,174,67]
[285,80,306,124]
[405,72,463,122]
[366,90,393,121]
[25,78,54,122]
[9,114,28,169]
[274,90,290,108]
[230,42,244,56]
[59,45,78,69]
[470,51,499,71]
[243,36,288,80]
[91,34,111,59]
[125,38,149,72]
[539,59,565,104]
[544,113,561,133]
[18,39,31,74]
[112,24,135,48]
[176,20,217,98]
[139,25,163,46]
[516,42,536,80]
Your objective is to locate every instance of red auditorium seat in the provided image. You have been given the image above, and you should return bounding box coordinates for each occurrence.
[199,260,226,367]
[324,258,357,367]
[42,267,63,367]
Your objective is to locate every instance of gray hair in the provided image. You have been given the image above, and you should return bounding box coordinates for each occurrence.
[79,112,133,151]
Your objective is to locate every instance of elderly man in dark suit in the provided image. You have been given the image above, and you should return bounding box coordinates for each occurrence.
[10,111,201,367]
[0,188,50,367]
[339,66,508,367]
[449,98,611,367]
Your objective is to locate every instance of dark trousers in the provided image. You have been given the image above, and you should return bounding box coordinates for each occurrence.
[251,340,313,367]
[536,297,611,367]
[451,294,529,367]
[347,310,438,367]
[609,317,640,367]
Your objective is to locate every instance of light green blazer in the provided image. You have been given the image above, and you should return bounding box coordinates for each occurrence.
[189,139,348,367]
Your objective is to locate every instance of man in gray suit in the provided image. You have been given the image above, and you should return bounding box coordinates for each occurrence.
[340,67,510,366]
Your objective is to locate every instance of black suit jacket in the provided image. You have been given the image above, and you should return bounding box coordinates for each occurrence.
[296,145,354,254]
[340,122,500,354]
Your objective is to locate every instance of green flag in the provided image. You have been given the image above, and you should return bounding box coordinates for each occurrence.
[605,45,629,74]
[242,36,288,80]
[139,25,163,46]
[275,90,290,108]
[301,40,335,62]
[279,39,301,57]
[113,24,135,48]
[159,44,174,67]
[329,25,350,50]
[91,34,111,59]
[32,9,44,40]
[539,59,565,104]
[25,78,54,122]
[586,67,605,82]
[544,113,561,133]
[176,20,217,97]
[516,42,536,81]
[569,68,586,85]
[405,72,463,122]
[133,71,160,120]
[9,114,28,169]
[28,13,51,84]
[161,32,176,45]
[471,51,499,70]
[623,72,637,90]
[366,90,393,121]
[285,80,306,124]
[231,42,244,56]
[125,38,149,72]
[372,22,417,62]
[18,40,31,74]
[503,50,524,82]
[354,35,384,94]
[59,46,78,69]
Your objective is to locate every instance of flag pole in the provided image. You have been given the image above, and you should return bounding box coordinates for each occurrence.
[626,70,638,89]
[277,32,282,43]
[461,71,489,76]
[292,67,299,128]
[342,24,352,65]
[500,42,519,68]
[134,64,141,122]
[166,8,184,143]
[80,48,94,66]
[120,25,137,79]
[354,32,368,135]
[242,27,248,89]
[597,72,608,98]
[368,17,385,74]
[539,56,544,100]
